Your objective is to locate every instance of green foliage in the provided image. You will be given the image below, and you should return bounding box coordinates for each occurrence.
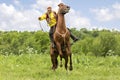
[114,33,120,55]
[72,37,93,55]
[98,31,117,56]
[71,28,120,56]
[0,31,50,55]
[0,28,120,56]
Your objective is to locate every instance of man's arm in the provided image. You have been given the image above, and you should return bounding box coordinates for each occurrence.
[38,13,46,21]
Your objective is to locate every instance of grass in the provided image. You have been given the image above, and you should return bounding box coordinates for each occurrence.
[0,53,120,80]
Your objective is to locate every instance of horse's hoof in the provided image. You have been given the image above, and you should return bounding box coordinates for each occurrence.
[60,64,63,67]
[52,68,56,71]
[69,66,73,71]
[52,67,55,70]
[55,66,58,69]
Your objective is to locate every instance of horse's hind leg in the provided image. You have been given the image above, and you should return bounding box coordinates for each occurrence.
[55,54,58,69]
[64,56,68,70]
[50,54,55,70]
[50,50,56,70]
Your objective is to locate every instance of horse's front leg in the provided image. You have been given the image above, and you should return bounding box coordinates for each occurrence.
[64,55,68,70]
[56,42,63,57]
[60,56,63,67]
[66,42,73,71]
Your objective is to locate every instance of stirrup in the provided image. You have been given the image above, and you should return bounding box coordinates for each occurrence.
[52,43,55,48]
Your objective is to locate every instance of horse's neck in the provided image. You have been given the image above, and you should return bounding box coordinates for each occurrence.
[57,14,66,33]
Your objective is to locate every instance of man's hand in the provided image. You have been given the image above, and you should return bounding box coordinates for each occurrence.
[38,17,41,20]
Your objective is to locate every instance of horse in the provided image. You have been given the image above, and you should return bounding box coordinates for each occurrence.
[50,3,73,71]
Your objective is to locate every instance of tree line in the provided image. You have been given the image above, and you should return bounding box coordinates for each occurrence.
[0,28,120,57]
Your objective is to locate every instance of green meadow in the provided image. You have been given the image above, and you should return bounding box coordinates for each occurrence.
[1,29,120,80]
[0,54,120,80]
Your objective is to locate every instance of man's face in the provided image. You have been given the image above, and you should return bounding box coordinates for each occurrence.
[47,7,52,13]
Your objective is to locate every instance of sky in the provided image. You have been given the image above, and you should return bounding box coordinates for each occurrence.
[0,0,120,31]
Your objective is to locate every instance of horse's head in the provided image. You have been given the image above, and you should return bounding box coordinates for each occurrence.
[58,3,70,14]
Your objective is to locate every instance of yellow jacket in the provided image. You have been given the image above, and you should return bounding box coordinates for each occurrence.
[39,11,57,27]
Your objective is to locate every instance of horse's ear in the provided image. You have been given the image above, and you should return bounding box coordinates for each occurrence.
[58,3,64,7]
[58,4,60,7]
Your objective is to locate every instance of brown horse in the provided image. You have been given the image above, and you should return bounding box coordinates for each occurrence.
[50,3,73,71]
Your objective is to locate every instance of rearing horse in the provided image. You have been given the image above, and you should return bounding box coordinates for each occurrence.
[50,3,73,71]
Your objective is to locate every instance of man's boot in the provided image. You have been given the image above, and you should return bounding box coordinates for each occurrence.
[67,28,79,42]
[50,34,55,48]
[70,33,79,42]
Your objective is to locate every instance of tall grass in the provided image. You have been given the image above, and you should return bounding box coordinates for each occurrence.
[0,54,120,80]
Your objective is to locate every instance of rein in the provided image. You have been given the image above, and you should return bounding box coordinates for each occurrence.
[56,28,68,43]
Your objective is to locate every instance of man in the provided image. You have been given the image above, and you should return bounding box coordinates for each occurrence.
[38,6,78,48]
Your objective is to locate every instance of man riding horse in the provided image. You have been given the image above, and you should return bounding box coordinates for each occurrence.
[38,5,78,48]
